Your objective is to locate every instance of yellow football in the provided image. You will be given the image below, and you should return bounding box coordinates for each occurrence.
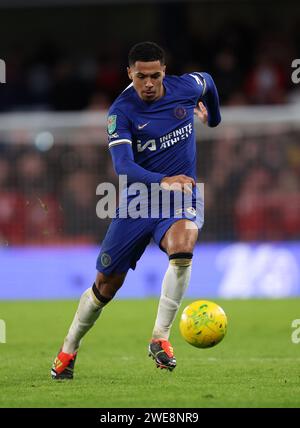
[179,300,227,348]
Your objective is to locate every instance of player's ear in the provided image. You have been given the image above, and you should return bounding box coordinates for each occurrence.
[162,65,166,77]
[127,67,133,80]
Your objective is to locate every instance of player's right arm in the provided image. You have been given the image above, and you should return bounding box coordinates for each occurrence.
[107,108,195,193]
[108,108,165,186]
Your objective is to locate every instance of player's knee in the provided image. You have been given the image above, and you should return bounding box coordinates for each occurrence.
[163,221,198,256]
[166,238,196,256]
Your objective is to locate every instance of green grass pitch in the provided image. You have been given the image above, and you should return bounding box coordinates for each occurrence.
[0,298,300,408]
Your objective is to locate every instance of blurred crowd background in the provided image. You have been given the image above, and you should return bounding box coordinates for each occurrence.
[1,128,299,245]
[1,1,300,112]
[0,0,300,246]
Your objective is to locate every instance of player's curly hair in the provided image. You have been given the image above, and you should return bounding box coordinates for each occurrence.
[128,41,165,66]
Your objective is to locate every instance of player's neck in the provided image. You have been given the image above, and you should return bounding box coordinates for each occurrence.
[157,83,166,100]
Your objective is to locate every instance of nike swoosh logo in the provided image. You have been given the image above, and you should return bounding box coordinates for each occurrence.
[137,122,150,130]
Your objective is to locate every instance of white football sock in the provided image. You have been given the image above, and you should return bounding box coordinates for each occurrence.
[152,257,192,340]
[62,287,105,354]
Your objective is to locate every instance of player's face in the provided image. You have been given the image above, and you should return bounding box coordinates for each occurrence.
[127,61,166,102]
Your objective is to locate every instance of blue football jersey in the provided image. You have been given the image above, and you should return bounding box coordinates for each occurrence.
[96,73,219,275]
[107,73,207,182]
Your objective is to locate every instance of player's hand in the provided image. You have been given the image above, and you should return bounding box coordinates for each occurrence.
[194,101,208,125]
[160,175,195,194]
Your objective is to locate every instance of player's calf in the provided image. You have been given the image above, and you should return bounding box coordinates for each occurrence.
[95,271,126,301]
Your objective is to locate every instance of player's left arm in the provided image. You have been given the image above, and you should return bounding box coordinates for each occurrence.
[197,72,221,127]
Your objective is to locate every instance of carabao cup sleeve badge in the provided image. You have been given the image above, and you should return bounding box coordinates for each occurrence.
[107,115,117,135]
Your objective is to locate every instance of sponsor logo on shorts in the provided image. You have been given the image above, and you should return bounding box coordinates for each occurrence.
[186,207,196,216]
[175,207,196,217]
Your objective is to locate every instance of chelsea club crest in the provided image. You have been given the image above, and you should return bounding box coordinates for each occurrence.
[174,106,187,120]
[101,253,111,267]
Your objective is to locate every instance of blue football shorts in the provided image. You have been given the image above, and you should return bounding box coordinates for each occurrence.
[96,195,204,275]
